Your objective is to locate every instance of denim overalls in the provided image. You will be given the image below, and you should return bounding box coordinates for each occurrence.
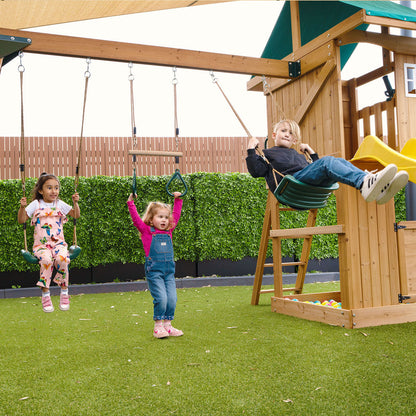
[145,228,177,321]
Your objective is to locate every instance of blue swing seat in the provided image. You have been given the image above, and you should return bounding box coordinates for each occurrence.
[273,175,339,210]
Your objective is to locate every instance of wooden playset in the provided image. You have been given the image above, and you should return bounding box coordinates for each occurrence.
[2,1,416,328]
[248,1,416,328]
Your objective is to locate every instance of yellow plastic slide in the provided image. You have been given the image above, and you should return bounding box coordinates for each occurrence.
[351,135,416,183]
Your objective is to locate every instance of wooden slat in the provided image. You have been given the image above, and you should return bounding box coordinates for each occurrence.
[294,59,336,125]
[358,199,372,308]
[377,204,392,306]
[374,102,383,139]
[368,202,382,307]
[385,201,400,306]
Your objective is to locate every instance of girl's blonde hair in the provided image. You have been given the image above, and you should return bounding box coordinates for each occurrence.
[273,119,302,143]
[142,201,174,230]
[31,172,60,201]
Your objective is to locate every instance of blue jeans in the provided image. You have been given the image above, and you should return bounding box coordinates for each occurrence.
[145,232,177,321]
[293,156,366,189]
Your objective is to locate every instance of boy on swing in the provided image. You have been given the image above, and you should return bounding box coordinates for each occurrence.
[246,119,408,205]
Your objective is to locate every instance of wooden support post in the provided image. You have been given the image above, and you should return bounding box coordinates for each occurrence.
[251,192,274,305]
[290,1,301,52]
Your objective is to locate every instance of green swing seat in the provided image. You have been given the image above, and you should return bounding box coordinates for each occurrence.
[273,175,339,210]
[21,245,81,264]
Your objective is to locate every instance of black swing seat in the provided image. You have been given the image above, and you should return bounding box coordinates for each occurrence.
[273,175,339,210]
[20,245,81,264]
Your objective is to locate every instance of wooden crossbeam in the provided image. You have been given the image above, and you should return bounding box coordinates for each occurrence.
[338,29,416,55]
[0,27,291,77]
[129,150,183,157]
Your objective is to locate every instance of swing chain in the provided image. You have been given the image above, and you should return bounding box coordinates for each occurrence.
[18,51,25,73]
[209,70,218,84]
[172,67,180,151]
[172,66,178,85]
[128,62,137,149]
[84,57,91,79]
[128,62,135,82]
[262,75,271,95]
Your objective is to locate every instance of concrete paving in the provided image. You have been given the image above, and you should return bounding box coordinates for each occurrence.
[0,272,339,299]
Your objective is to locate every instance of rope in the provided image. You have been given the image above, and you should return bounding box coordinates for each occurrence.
[262,75,287,124]
[18,52,28,252]
[210,71,252,138]
[172,67,180,164]
[129,62,138,195]
[73,58,91,246]
[74,58,91,193]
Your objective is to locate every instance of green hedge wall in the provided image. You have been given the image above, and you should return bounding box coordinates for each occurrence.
[0,173,406,273]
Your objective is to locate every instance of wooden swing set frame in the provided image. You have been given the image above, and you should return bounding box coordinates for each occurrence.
[3,2,416,328]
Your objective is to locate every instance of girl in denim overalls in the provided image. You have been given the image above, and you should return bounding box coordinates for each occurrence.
[127,192,183,338]
[18,173,80,313]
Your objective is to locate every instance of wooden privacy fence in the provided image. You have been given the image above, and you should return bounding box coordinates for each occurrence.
[0,136,261,180]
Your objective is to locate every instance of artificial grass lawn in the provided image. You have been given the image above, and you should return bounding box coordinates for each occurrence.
[1,281,416,416]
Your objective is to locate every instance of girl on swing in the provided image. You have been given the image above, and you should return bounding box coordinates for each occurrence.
[127,191,184,339]
[246,119,408,205]
[18,173,80,313]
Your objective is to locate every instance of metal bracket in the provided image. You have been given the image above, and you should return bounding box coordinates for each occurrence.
[0,34,31,66]
[288,60,301,78]
[394,223,406,232]
[398,293,411,303]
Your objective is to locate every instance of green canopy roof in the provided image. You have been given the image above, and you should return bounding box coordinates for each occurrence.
[262,1,416,69]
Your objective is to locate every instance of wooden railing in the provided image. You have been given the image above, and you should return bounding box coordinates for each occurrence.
[357,97,397,150]
[0,136,261,180]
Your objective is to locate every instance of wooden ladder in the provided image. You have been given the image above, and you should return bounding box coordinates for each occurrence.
[251,192,344,305]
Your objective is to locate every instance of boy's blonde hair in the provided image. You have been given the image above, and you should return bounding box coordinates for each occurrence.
[273,119,302,143]
[142,201,174,230]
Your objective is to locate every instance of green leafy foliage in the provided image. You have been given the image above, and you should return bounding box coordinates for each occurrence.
[395,187,407,222]
[0,174,407,272]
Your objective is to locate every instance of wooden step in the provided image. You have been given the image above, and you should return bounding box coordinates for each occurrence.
[282,287,298,292]
[270,224,344,239]
[282,261,304,267]
[259,289,275,294]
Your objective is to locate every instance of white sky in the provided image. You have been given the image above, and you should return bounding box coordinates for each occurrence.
[0,1,412,138]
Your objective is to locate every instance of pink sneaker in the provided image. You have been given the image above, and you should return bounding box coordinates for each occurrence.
[42,294,54,313]
[59,292,70,311]
[164,324,184,337]
[153,325,169,339]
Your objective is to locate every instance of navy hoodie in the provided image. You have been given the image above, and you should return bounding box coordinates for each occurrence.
[246,146,319,192]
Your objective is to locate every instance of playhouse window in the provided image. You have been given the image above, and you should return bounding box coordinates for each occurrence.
[404,63,416,97]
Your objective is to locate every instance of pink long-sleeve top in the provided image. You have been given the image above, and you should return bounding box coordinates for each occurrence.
[127,198,183,257]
